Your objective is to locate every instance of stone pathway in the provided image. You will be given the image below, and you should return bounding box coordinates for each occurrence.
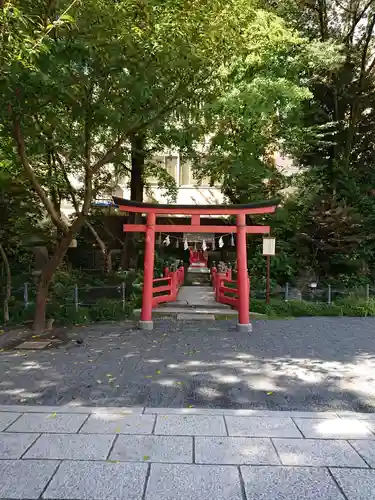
[2,317,375,411]
[1,405,375,499]
[156,286,235,319]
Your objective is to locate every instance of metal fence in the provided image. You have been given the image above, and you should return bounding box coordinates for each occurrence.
[2,282,129,312]
[2,281,375,315]
[251,283,373,303]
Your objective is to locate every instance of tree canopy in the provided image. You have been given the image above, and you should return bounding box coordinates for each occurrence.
[1,0,375,328]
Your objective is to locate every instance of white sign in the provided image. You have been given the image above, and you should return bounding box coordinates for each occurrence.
[184,233,214,242]
[263,237,276,256]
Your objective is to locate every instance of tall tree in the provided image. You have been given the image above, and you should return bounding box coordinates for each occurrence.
[188,9,342,204]
[1,0,271,330]
[261,0,375,279]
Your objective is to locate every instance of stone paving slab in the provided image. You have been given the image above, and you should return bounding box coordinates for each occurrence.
[225,416,302,438]
[0,405,144,414]
[79,413,155,434]
[144,408,340,418]
[23,433,115,460]
[330,468,375,500]
[1,406,375,499]
[241,466,345,500]
[154,415,226,436]
[7,412,89,433]
[16,341,51,350]
[109,434,193,463]
[177,313,215,320]
[0,432,39,459]
[293,418,375,440]
[273,438,368,467]
[195,436,279,465]
[0,459,59,499]
[349,440,375,467]
[0,411,22,431]
[145,463,243,500]
[43,461,148,500]
[338,412,375,421]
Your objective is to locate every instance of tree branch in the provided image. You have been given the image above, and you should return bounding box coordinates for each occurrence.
[12,117,68,235]
[359,13,375,86]
[91,80,186,175]
[55,152,80,212]
[344,0,375,44]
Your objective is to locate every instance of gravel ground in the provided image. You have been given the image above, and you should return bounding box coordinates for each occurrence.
[0,317,375,411]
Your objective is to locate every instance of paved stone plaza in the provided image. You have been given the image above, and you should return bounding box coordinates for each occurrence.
[0,405,375,499]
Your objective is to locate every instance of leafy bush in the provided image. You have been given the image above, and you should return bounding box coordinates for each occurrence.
[251,298,375,318]
[90,298,125,322]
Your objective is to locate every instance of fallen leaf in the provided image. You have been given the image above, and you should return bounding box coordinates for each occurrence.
[143,455,150,461]
[106,460,120,464]
[188,405,194,408]
[155,370,161,374]
[115,427,121,433]
[266,391,273,395]
[49,412,57,419]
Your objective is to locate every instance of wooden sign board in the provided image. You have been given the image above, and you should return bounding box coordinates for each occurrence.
[263,237,276,256]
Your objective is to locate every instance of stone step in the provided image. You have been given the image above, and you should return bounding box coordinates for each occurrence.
[152,306,238,318]
[188,267,210,274]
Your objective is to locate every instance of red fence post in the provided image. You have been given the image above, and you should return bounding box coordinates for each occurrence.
[171,271,178,300]
[140,212,156,330]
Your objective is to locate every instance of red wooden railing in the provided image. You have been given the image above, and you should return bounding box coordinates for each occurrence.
[211,266,250,310]
[152,265,185,307]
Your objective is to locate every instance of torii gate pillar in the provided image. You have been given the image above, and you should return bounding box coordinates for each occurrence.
[139,212,156,330]
[236,213,250,332]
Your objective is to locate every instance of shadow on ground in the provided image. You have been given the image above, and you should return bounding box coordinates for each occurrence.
[0,317,375,411]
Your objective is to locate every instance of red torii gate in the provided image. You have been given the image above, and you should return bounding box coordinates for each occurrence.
[113,198,279,332]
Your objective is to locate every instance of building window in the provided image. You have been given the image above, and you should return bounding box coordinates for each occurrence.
[179,160,211,186]
[165,155,177,178]
[147,155,177,184]
[179,160,193,185]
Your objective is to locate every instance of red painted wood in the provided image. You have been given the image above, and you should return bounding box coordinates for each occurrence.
[237,213,250,326]
[221,286,239,295]
[118,205,277,215]
[141,212,156,322]
[152,285,171,293]
[219,295,238,309]
[191,214,200,225]
[151,266,185,308]
[153,277,172,284]
[123,224,270,234]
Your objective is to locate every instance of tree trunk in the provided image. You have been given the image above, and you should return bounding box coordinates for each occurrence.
[85,221,109,273]
[33,216,86,332]
[130,134,145,203]
[0,242,11,323]
[123,133,145,269]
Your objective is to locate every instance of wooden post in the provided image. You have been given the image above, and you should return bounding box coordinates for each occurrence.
[266,255,270,304]
[140,212,156,330]
[236,213,250,332]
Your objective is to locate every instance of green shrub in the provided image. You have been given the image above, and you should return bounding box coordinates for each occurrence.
[89,298,125,322]
[250,297,375,318]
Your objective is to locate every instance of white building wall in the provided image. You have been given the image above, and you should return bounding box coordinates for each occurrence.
[60,152,297,217]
